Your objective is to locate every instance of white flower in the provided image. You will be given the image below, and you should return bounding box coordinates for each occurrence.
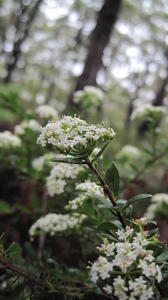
[145,193,168,220]
[117,145,141,162]
[89,228,163,298]
[46,163,84,196]
[29,213,86,237]
[32,156,45,172]
[113,276,128,300]
[47,178,66,196]
[90,256,113,283]
[74,86,104,108]
[66,181,107,211]
[37,115,115,156]
[65,194,87,210]
[32,153,54,172]
[0,131,21,149]
[129,276,154,300]
[135,217,148,225]
[36,105,58,119]
[138,259,162,282]
[76,181,103,197]
[103,284,112,295]
[116,226,134,241]
[131,104,164,121]
[97,238,115,257]
[15,119,41,135]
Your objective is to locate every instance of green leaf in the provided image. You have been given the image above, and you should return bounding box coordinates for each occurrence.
[157,251,168,263]
[121,194,152,211]
[97,221,119,233]
[82,199,95,218]
[0,200,12,213]
[96,195,112,209]
[7,242,22,263]
[105,161,120,198]
[52,158,82,164]
[91,142,110,163]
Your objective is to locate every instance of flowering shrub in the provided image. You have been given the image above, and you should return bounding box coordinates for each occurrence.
[36,104,58,120]
[146,193,168,220]
[31,152,54,172]
[131,104,164,122]
[0,131,21,149]
[117,145,141,162]
[1,98,168,300]
[14,119,41,135]
[74,86,104,110]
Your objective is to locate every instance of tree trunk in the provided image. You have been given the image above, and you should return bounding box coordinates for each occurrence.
[3,0,43,84]
[139,49,168,134]
[68,0,122,106]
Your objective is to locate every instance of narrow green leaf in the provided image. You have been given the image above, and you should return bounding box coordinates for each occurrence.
[105,161,120,198]
[6,242,22,263]
[52,157,84,164]
[97,221,119,233]
[95,195,112,209]
[0,200,11,213]
[157,251,168,263]
[82,199,95,218]
[121,194,152,211]
[91,142,110,163]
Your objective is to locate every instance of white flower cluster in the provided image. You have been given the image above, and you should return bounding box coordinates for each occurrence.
[37,116,115,156]
[46,163,84,196]
[0,131,21,149]
[36,104,58,119]
[89,226,162,299]
[117,145,141,162]
[76,181,103,196]
[32,152,54,172]
[146,193,168,220]
[131,104,164,121]
[66,181,104,210]
[74,86,104,108]
[14,119,41,135]
[29,213,86,237]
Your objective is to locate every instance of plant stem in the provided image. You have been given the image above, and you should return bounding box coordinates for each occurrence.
[85,158,126,229]
[37,189,48,260]
[0,255,44,287]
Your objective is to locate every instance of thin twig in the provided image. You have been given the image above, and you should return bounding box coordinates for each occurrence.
[37,189,48,260]
[0,255,44,287]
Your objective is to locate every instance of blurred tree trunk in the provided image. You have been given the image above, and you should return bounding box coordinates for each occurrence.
[139,49,168,134]
[3,0,43,84]
[68,0,122,106]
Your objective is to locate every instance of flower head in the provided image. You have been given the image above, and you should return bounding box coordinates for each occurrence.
[131,104,164,122]
[29,213,86,237]
[74,86,104,109]
[146,193,168,220]
[32,152,54,172]
[46,163,84,196]
[37,116,115,156]
[89,226,163,299]
[36,105,58,119]
[15,119,41,135]
[0,131,21,149]
[117,145,141,162]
